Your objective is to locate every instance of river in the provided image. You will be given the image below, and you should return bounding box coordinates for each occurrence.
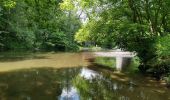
[0,51,169,100]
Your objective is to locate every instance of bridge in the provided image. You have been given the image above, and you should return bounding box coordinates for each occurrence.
[94,50,136,71]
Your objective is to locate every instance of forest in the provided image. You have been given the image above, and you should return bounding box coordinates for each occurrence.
[1,0,170,81]
[0,0,81,51]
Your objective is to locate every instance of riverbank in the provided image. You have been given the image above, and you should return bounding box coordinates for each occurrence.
[88,53,170,88]
[87,62,168,89]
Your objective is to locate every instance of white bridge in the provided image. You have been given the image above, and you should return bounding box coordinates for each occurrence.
[94,50,136,71]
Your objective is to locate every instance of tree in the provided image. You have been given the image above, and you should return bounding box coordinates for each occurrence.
[0,0,81,51]
[61,0,170,72]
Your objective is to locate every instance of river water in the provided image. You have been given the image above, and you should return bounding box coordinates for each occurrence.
[0,51,169,100]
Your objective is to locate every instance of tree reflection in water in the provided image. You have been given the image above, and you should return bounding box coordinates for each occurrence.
[73,68,170,100]
[59,87,79,100]
[0,68,80,100]
[0,67,169,100]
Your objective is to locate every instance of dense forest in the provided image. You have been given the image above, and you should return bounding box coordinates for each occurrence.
[0,0,81,51]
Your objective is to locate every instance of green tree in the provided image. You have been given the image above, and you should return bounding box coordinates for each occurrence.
[61,0,170,72]
[0,0,81,51]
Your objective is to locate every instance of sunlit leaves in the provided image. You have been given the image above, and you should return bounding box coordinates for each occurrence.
[75,28,90,43]
[60,0,74,10]
[2,0,16,8]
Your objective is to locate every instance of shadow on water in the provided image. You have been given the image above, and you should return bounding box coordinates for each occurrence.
[0,67,169,100]
[0,67,81,100]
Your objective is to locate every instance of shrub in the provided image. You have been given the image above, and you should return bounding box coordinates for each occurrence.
[146,34,170,79]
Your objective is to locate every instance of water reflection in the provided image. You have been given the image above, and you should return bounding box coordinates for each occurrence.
[0,68,80,100]
[59,68,98,100]
[59,87,79,100]
[80,68,98,79]
[0,67,169,100]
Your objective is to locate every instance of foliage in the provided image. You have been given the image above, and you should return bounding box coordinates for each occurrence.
[61,0,170,73]
[156,34,170,56]
[0,0,81,51]
[2,0,16,8]
[146,34,170,79]
[126,57,140,74]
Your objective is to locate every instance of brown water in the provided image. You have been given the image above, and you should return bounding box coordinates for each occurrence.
[0,51,91,72]
[0,51,169,100]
